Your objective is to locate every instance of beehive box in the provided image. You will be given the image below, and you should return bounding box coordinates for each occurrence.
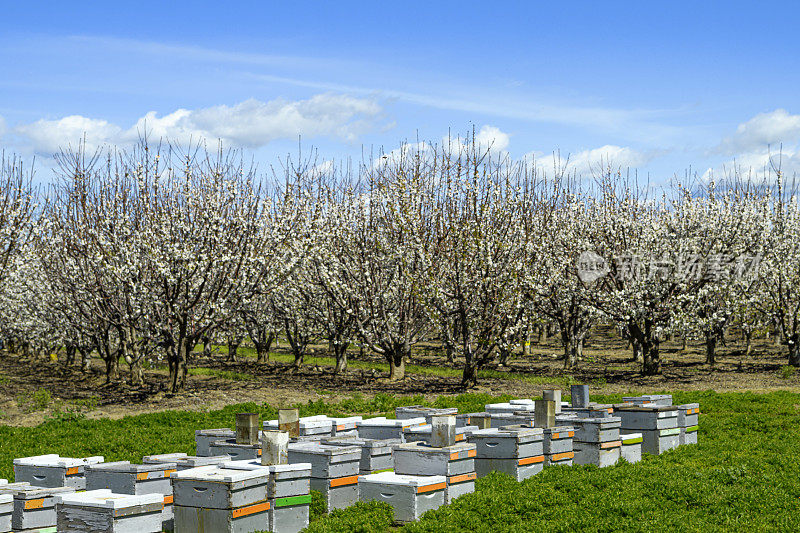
[455,412,488,428]
[85,461,176,531]
[622,394,673,407]
[489,412,536,428]
[561,405,614,418]
[395,406,458,423]
[0,493,11,533]
[632,427,681,455]
[356,417,425,441]
[467,426,544,459]
[0,481,31,495]
[55,489,162,533]
[12,486,76,532]
[13,455,104,490]
[288,442,360,511]
[195,429,235,457]
[359,472,446,523]
[402,424,475,445]
[543,426,574,466]
[485,402,535,414]
[142,453,188,465]
[264,415,333,437]
[392,442,476,503]
[677,403,700,445]
[221,461,311,500]
[171,465,270,533]
[568,416,621,443]
[269,493,310,533]
[208,440,262,461]
[620,433,642,463]
[321,437,399,474]
[616,405,678,431]
[573,440,622,467]
[328,416,363,436]
[176,456,233,470]
[474,456,544,481]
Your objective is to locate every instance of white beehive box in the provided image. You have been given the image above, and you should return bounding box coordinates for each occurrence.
[321,437,399,474]
[0,493,11,533]
[474,456,545,481]
[573,440,622,467]
[622,394,673,407]
[13,454,104,490]
[467,426,544,459]
[194,429,235,457]
[402,423,475,445]
[485,402,535,414]
[55,489,162,533]
[616,405,678,431]
[630,427,681,455]
[567,416,621,443]
[395,406,458,424]
[208,440,262,461]
[264,415,333,436]
[170,465,270,533]
[356,417,425,441]
[359,472,446,523]
[12,486,76,532]
[392,441,477,504]
[620,433,642,463]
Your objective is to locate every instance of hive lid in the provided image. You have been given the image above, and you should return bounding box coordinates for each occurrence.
[616,405,678,414]
[621,433,643,442]
[358,472,446,487]
[509,399,535,405]
[177,455,231,467]
[195,428,235,436]
[55,489,162,509]
[469,426,544,439]
[88,461,176,473]
[142,453,189,463]
[13,454,104,467]
[0,493,11,504]
[0,482,32,494]
[288,442,361,456]
[171,465,269,483]
[14,486,76,499]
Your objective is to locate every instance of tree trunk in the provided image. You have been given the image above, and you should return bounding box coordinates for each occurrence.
[705,333,717,366]
[641,339,661,375]
[745,331,753,358]
[388,354,406,381]
[254,332,274,364]
[333,343,349,374]
[788,335,800,367]
[228,340,240,362]
[461,355,477,388]
[563,331,579,369]
[65,344,76,367]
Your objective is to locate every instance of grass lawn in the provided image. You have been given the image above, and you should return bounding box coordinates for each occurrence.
[2,390,797,531]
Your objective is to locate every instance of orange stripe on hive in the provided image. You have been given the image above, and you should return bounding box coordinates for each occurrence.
[65,467,80,476]
[417,482,446,494]
[568,431,574,437]
[257,449,262,456]
[551,451,574,461]
[163,495,173,505]
[518,456,544,466]
[136,473,149,481]
[449,452,458,460]
[448,473,477,484]
[337,425,345,431]
[600,440,622,449]
[24,498,44,510]
[455,434,464,441]
[467,449,476,458]
[330,475,359,488]
[231,501,270,518]
[164,469,177,477]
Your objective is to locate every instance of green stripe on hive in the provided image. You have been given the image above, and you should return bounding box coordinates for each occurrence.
[275,494,312,508]
[622,437,643,445]
[685,425,699,433]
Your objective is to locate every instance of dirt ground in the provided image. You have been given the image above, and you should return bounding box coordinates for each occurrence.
[1,332,798,426]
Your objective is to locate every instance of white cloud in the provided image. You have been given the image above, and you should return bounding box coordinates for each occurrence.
[14,115,123,154]
[701,148,800,183]
[13,94,384,155]
[522,145,650,178]
[442,125,510,156]
[715,109,800,155]
[373,141,431,169]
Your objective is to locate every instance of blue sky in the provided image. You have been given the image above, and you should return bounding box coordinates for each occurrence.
[2,1,800,184]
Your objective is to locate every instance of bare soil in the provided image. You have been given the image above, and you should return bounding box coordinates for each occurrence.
[1,330,798,426]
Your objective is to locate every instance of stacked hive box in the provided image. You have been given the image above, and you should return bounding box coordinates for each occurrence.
[287,442,360,510]
[622,394,673,407]
[86,461,177,531]
[485,402,535,415]
[321,437,400,474]
[144,453,232,471]
[13,454,104,490]
[620,433,643,463]
[468,426,545,481]
[677,403,700,445]
[542,426,575,466]
[568,417,622,467]
[208,440,262,461]
[327,416,362,437]
[395,406,458,423]
[171,465,271,533]
[356,417,425,441]
[392,441,477,504]
[359,472,446,523]
[195,429,235,457]
[12,486,75,533]
[0,493,11,533]
[402,423,477,445]
[54,489,163,532]
[488,412,537,428]
[222,460,312,533]
[264,416,334,440]
[616,405,680,455]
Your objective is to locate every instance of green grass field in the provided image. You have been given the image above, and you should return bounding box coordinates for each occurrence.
[2,390,798,532]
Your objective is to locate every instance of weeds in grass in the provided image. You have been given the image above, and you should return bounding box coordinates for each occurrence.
[780,365,796,379]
